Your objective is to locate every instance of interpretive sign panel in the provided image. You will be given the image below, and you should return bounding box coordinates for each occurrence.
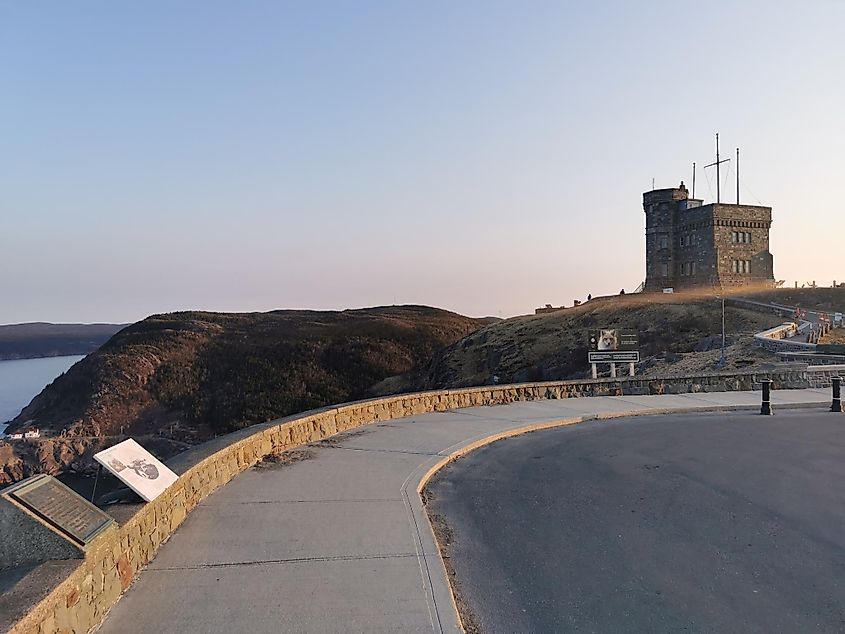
[95,438,178,502]
[588,329,640,363]
[3,474,115,547]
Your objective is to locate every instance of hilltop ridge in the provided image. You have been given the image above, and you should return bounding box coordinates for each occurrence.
[0,306,486,484]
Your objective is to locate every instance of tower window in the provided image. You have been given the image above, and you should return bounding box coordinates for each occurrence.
[679,262,696,276]
[731,259,751,274]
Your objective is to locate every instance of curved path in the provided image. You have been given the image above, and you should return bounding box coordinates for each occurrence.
[427,408,845,633]
[98,389,829,633]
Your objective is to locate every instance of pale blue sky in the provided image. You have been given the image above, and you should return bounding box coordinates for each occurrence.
[2,1,842,323]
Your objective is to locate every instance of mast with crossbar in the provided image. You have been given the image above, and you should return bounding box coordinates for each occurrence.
[704,132,730,203]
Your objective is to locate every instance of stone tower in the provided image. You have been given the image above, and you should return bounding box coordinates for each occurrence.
[643,182,774,291]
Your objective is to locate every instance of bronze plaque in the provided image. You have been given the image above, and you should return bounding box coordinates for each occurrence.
[4,474,115,547]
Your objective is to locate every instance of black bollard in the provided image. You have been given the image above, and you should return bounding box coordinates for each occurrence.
[832,377,844,413]
[760,379,774,416]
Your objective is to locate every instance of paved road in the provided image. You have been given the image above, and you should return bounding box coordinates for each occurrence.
[97,389,829,633]
[427,409,845,633]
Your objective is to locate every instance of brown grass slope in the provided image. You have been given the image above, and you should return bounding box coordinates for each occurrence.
[6,305,486,439]
[419,294,787,388]
[742,287,845,313]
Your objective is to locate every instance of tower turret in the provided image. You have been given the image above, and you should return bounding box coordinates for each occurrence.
[643,182,688,291]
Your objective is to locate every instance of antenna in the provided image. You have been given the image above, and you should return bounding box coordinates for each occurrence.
[704,132,731,203]
[736,147,740,204]
[716,133,721,202]
[652,177,655,190]
[692,162,696,198]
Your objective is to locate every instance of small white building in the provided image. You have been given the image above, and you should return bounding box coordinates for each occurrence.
[24,429,41,439]
[8,432,24,440]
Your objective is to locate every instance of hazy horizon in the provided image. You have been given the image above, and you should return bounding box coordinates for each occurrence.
[3,1,842,324]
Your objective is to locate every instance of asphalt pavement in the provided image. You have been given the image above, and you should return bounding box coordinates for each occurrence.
[427,408,845,633]
[96,389,830,633]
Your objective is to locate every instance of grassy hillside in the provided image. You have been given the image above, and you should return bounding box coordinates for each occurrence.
[6,306,485,438]
[821,328,845,345]
[420,294,785,388]
[742,287,845,313]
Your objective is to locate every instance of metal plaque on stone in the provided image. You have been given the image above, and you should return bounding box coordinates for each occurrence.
[2,474,115,547]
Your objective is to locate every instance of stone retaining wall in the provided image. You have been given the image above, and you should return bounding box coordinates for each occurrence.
[805,365,845,388]
[1,369,814,634]
[754,322,817,352]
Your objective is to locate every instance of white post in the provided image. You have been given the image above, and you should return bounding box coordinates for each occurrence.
[591,363,597,379]
[629,362,635,377]
[610,363,617,378]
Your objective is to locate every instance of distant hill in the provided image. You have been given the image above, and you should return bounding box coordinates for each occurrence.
[0,322,126,360]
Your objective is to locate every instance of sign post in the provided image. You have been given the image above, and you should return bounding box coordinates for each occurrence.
[588,330,640,377]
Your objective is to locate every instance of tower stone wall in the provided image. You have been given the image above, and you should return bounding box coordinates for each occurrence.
[643,184,774,291]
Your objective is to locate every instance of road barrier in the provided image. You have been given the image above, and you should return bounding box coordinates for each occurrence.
[831,377,843,413]
[760,379,774,415]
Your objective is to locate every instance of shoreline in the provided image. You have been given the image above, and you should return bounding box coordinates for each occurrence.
[0,351,91,362]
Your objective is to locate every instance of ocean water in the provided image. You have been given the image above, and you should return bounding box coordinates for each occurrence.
[0,355,85,433]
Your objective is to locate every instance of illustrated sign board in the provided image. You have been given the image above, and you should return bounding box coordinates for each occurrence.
[2,474,115,547]
[588,329,640,363]
[94,439,178,502]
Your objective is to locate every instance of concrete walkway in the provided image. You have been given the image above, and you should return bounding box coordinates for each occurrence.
[98,389,830,633]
